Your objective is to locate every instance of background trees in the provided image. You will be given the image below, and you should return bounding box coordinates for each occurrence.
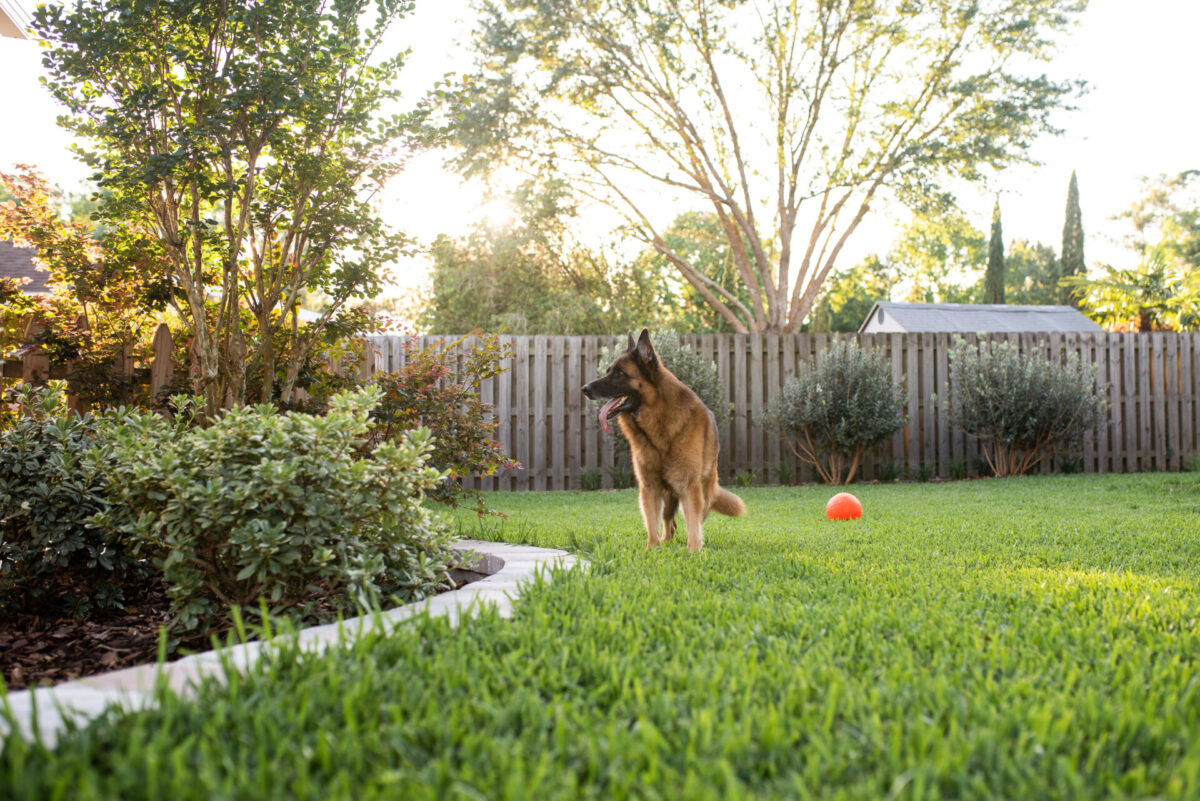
[451,0,1087,333]
[35,0,426,416]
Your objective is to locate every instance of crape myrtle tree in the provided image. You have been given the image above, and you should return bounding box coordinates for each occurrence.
[450,0,1087,333]
[35,0,428,417]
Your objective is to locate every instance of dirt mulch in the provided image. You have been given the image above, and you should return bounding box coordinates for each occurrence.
[1,579,174,691]
[1,569,489,691]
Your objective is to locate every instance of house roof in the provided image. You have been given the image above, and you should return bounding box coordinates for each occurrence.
[859,301,1105,334]
[0,0,34,39]
[0,240,51,294]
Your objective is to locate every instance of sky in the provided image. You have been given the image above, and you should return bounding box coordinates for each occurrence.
[2,0,1198,299]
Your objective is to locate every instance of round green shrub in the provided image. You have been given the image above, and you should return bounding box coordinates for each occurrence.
[0,382,147,618]
[766,341,906,485]
[947,339,1108,477]
[94,387,459,635]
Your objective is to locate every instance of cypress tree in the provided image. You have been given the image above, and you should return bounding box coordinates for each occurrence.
[1061,171,1085,306]
[984,199,1005,304]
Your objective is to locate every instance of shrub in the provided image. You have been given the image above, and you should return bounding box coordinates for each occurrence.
[947,340,1108,477]
[94,387,458,635]
[916,465,934,483]
[732,470,757,488]
[0,382,147,617]
[606,463,635,489]
[766,341,907,485]
[578,468,602,491]
[369,333,519,515]
[878,461,900,483]
[772,463,796,486]
[948,460,966,480]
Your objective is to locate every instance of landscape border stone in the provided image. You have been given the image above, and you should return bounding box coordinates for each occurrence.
[1,539,579,748]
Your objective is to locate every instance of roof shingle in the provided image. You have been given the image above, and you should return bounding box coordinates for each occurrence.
[0,240,51,294]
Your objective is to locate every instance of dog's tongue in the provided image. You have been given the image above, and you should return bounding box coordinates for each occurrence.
[598,397,622,434]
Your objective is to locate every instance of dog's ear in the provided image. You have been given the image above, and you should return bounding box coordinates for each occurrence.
[626,332,636,352]
[635,328,657,369]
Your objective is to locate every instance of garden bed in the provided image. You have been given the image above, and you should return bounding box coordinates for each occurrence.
[0,554,494,691]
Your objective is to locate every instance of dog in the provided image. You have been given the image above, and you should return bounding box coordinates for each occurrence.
[582,329,745,552]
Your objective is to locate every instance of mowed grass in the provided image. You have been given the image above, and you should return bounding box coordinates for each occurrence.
[4,473,1200,800]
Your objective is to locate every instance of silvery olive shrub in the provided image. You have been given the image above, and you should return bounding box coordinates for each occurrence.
[947,339,1107,477]
[95,387,459,635]
[767,341,907,485]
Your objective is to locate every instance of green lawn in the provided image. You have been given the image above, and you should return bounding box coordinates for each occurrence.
[4,474,1200,799]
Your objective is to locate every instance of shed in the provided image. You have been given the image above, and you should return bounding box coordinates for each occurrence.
[858,302,1105,334]
[0,240,50,294]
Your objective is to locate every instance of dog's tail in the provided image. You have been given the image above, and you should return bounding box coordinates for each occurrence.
[711,487,747,518]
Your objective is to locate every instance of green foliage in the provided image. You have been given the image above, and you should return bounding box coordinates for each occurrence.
[578,468,602,492]
[1070,171,1200,331]
[606,464,635,490]
[947,340,1108,477]
[772,340,902,484]
[1065,248,1200,332]
[94,388,457,635]
[948,460,967,481]
[422,182,677,335]
[1005,240,1062,306]
[368,333,519,515]
[915,465,934,483]
[631,212,760,333]
[877,461,900,483]
[771,463,795,486]
[1061,171,1086,306]
[732,470,757,488]
[985,200,1006,304]
[767,341,907,485]
[35,0,424,414]
[890,209,987,304]
[809,255,894,333]
[449,0,1086,332]
[12,476,1200,799]
[0,383,148,618]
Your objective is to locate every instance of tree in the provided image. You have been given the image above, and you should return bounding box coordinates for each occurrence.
[1005,240,1061,305]
[1065,171,1200,331]
[451,0,1086,333]
[36,0,425,417]
[631,211,758,333]
[985,199,1006,304]
[890,209,986,304]
[809,255,894,333]
[1061,171,1085,306]
[421,183,674,334]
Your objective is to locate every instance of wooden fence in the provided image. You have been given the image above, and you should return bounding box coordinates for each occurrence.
[2,318,176,411]
[367,332,1200,490]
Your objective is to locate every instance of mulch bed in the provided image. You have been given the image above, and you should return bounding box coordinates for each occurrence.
[1,578,174,691]
[1,569,487,691]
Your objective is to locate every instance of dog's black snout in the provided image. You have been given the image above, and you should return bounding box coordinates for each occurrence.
[582,381,597,400]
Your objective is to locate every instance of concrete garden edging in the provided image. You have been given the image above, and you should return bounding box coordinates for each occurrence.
[1,539,579,748]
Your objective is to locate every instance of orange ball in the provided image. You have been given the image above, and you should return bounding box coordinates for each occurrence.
[825,492,862,520]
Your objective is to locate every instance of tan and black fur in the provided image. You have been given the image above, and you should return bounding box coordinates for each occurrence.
[582,329,745,552]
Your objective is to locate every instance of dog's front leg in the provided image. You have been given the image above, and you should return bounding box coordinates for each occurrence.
[639,483,664,547]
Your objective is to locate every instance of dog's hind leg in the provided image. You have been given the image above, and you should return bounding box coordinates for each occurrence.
[639,483,665,548]
[681,484,706,553]
[661,492,679,541]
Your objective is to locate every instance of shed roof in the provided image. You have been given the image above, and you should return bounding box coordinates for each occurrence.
[0,240,51,294]
[859,301,1105,334]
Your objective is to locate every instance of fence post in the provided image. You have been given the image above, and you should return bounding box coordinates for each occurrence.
[150,323,174,399]
[20,318,49,384]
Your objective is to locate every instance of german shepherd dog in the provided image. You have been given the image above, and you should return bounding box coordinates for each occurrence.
[582,330,746,552]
